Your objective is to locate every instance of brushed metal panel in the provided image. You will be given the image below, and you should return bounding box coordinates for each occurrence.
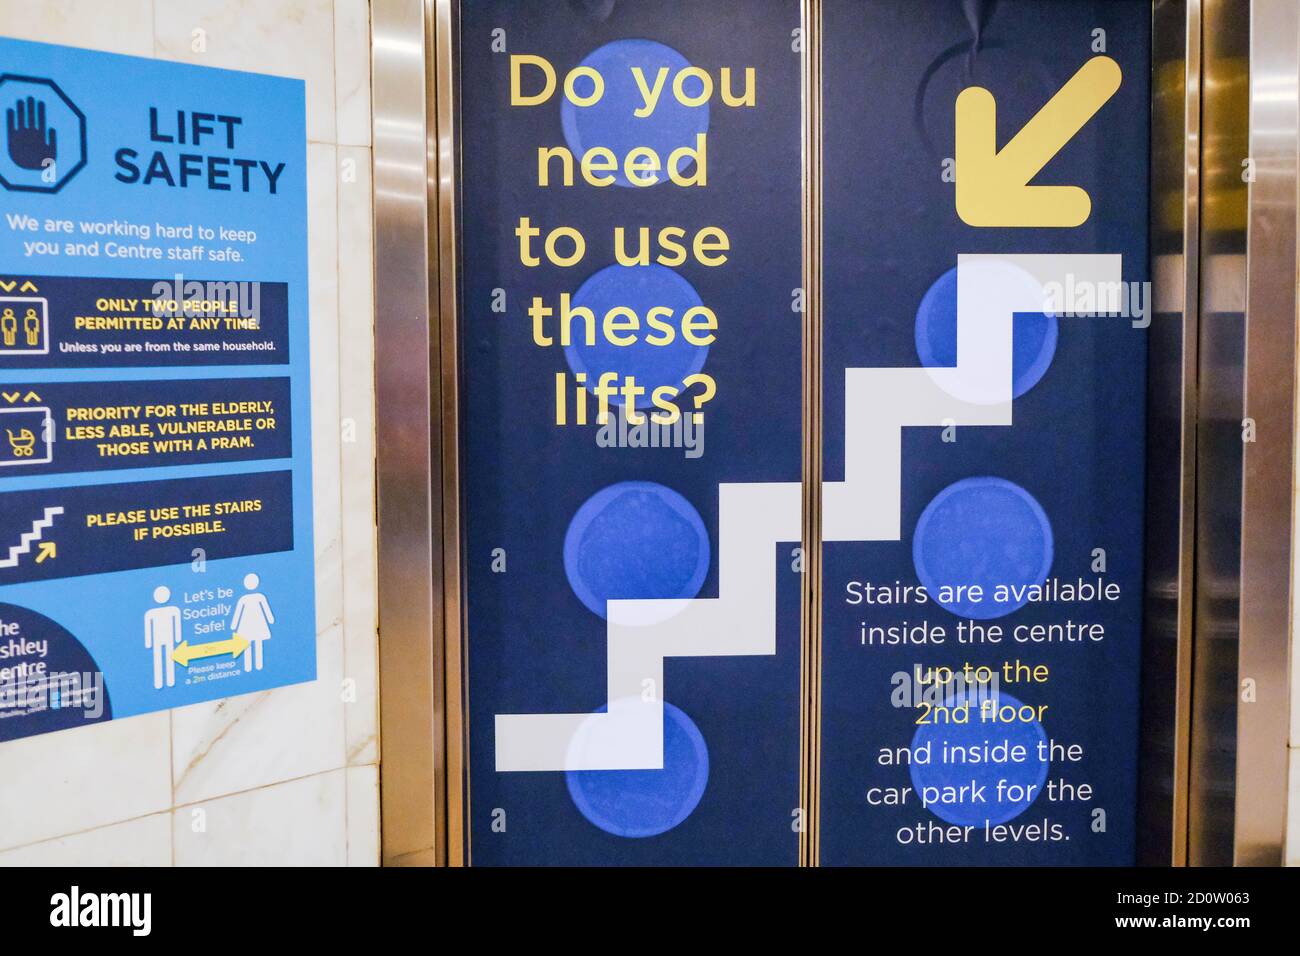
[1190,0,1295,867]
[1235,0,1296,866]
[1138,0,1199,867]
[1189,0,1248,868]
[373,0,443,866]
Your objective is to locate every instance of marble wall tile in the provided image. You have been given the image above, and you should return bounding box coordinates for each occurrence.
[0,813,171,867]
[170,622,345,805]
[173,769,347,865]
[309,141,345,644]
[0,713,172,850]
[334,0,371,146]
[337,144,378,766]
[0,0,155,57]
[153,0,338,144]
[346,764,379,866]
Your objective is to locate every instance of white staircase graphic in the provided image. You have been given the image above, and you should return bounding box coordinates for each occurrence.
[0,505,64,569]
[495,254,1121,771]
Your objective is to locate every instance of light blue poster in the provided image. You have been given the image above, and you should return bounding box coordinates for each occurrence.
[0,37,315,740]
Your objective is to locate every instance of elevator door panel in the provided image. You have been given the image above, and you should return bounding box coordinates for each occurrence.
[456,0,1155,867]
[818,0,1151,865]
[458,0,804,865]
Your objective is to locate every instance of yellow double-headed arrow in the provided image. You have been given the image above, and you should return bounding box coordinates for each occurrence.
[172,634,250,667]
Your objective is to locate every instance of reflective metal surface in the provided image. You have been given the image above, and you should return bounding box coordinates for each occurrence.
[373,0,443,866]
[1189,0,1248,869]
[1138,0,1199,867]
[1189,0,1295,867]
[431,0,467,868]
[1235,0,1295,866]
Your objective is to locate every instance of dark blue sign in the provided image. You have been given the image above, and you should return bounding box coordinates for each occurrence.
[464,0,1152,867]
[0,274,289,368]
[0,470,294,586]
[461,0,803,865]
[817,0,1150,865]
[0,377,291,475]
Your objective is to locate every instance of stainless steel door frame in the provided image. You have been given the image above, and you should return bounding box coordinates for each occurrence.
[1188,0,1297,867]
[1139,0,1200,867]
[372,0,449,867]
[1235,0,1297,867]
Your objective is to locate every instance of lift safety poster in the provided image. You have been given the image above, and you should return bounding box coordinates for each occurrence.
[0,37,315,741]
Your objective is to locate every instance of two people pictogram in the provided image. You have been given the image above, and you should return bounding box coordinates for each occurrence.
[0,306,42,349]
[145,573,276,689]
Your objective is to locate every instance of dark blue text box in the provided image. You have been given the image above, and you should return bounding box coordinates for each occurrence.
[0,274,288,368]
[0,377,290,476]
[0,470,293,584]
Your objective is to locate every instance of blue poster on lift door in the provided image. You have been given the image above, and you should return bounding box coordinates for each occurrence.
[0,37,315,741]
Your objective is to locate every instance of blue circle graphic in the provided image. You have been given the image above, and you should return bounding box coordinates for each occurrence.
[567,701,710,837]
[915,266,1058,399]
[563,480,710,619]
[565,263,709,409]
[909,691,1049,827]
[560,39,710,189]
[912,477,1053,620]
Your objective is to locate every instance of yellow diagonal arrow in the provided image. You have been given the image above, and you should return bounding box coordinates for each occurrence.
[35,542,56,563]
[956,55,1122,228]
[172,633,250,667]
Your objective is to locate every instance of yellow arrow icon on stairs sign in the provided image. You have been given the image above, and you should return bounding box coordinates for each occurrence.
[172,633,251,667]
[956,55,1122,228]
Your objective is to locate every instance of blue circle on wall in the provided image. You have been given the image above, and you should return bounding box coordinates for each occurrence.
[564,263,709,410]
[909,691,1049,827]
[560,39,710,188]
[912,477,1053,620]
[564,480,710,619]
[915,266,1058,398]
[567,701,710,837]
